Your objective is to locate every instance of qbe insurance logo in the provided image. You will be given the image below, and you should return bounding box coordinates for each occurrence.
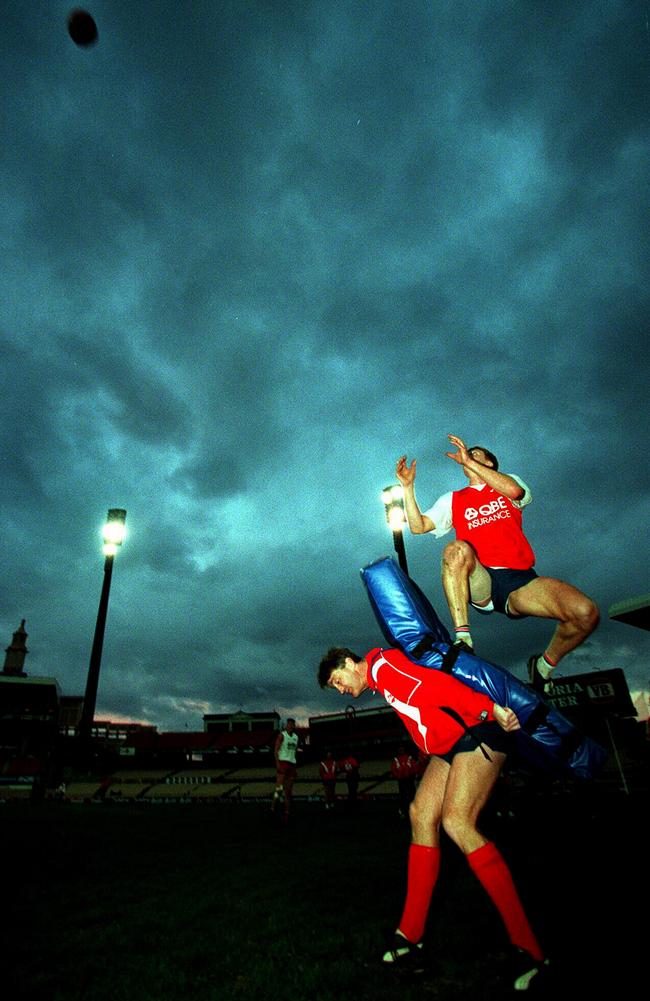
[465,496,511,528]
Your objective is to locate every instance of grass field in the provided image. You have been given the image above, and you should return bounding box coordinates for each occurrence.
[2,781,646,1000]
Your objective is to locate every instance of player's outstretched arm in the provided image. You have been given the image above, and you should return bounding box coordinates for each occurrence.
[445,434,524,500]
[396,454,435,534]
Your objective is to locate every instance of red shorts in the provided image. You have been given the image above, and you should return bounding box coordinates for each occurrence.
[276,761,297,780]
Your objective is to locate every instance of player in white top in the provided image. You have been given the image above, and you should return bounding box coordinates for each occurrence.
[272,718,299,822]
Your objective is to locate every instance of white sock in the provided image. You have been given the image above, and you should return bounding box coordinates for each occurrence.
[454,626,473,647]
[536,655,555,680]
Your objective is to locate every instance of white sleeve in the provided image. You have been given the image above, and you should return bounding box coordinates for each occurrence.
[509,474,532,508]
[423,491,454,538]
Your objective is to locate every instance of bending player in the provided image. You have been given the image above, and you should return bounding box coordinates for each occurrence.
[318,645,549,992]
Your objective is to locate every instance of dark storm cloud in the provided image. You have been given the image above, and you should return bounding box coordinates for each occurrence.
[1,1,648,731]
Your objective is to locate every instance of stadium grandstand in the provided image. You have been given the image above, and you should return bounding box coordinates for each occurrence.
[1,616,648,805]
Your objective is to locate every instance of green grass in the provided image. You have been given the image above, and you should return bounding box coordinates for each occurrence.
[2,787,646,1000]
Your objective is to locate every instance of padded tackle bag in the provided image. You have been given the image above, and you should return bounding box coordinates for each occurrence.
[360,556,607,780]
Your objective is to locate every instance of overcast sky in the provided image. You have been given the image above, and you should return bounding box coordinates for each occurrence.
[1,1,649,732]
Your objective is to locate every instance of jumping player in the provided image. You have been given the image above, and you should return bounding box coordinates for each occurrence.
[318,645,550,991]
[396,433,599,692]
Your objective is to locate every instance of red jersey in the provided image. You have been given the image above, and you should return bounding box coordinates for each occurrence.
[390,753,417,780]
[319,758,337,781]
[365,647,496,756]
[451,484,535,569]
[338,755,359,775]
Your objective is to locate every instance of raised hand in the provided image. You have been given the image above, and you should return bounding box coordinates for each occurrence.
[445,434,470,467]
[396,454,416,488]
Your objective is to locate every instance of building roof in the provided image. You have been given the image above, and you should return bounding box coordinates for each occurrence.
[123,727,283,753]
[203,709,280,721]
[0,674,61,709]
[608,594,650,631]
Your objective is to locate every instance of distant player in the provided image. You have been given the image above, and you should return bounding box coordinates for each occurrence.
[338,750,360,809]
[272,718,299,822]
[319,750,338,810]
[391,745,417,819]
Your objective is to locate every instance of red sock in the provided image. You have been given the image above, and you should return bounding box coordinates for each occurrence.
[397,844,441,943]
[466,842,543,960]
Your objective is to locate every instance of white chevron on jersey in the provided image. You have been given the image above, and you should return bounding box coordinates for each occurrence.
[371,652,430,750]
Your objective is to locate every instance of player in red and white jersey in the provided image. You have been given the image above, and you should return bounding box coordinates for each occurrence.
[337,751,360,809]
[318,645,549,991]
[319,750,338,810]
[390,745,417,818]
[396,433,599,693]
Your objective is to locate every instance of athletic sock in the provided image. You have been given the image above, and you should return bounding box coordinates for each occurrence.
[454,626,473,648]
[537,652,558,681]
[466,841,543,961]
[397,844,441,943]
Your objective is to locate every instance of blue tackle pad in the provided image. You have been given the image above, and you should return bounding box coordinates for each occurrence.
[360,556,608,780]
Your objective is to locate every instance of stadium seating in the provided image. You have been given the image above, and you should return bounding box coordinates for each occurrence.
[0,785,32,801]
[170,768,232,782]
[218,765,275,781]
[293,761,321,780]
[109,769,172,783]
[64,781,106,801]
[142,783,197,799]
[190,783,241,800]
[35,755,410,805]
[106,783,147,799]
[238,781,275,800]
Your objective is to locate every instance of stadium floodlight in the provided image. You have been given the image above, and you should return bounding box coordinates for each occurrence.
[381,484,409,575]
[78,508,128,746]
[102,508,127,556]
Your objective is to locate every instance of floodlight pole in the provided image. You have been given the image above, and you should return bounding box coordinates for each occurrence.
[392,527,409,576]
[78,509,127,746]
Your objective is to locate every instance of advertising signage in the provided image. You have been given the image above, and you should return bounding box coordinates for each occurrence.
[544,668,636,717]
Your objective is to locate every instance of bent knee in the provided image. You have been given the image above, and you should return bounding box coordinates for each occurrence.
[409,796,439,833]
[409,797,428,828]
[572,596,600,634]
[442,540,475,569]
[441,809,474,847]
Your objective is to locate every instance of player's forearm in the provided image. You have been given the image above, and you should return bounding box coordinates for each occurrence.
[469,463,523,500]
[402,487,430,533]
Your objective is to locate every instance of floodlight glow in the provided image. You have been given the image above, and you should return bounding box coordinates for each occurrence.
[379,484,409,573]
[382,484,404,506]
[388,506,405,532]
[102,509,127,555]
